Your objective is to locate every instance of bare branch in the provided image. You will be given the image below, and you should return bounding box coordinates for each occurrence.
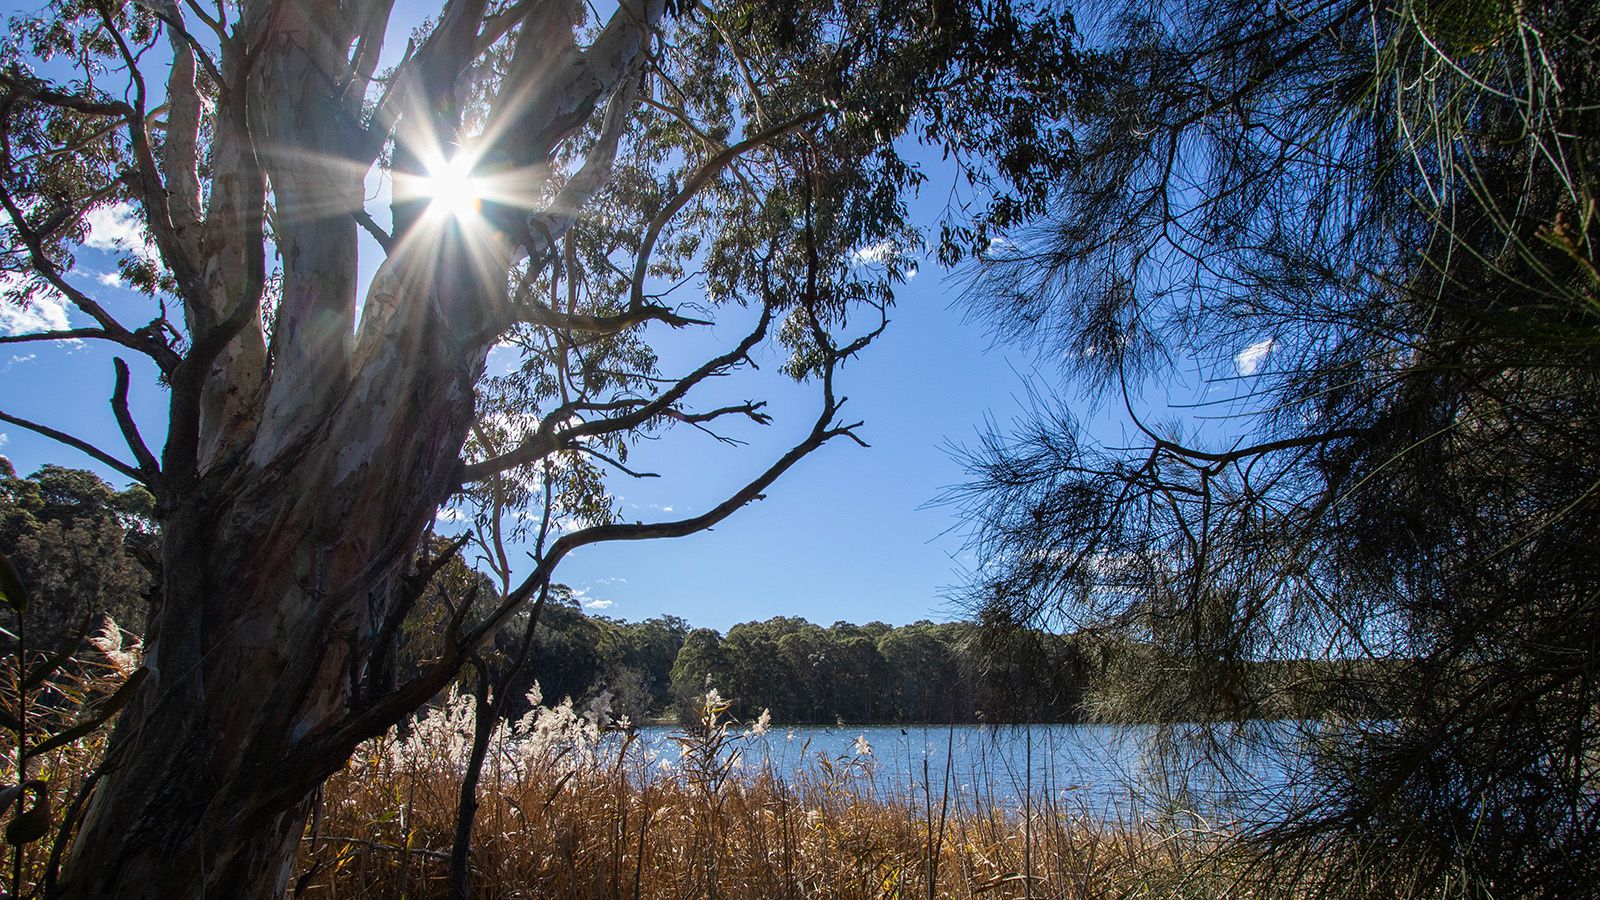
[663,401,773,446]
[666,401,772,427]
[0,409,144,484]
[572,443,659,479]
[458,303,772,484]
[111,357,161,482]
[503,298,710,340]
[0,329,120,346]
[352,208,394,253]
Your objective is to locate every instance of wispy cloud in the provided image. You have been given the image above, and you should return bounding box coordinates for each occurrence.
[1,271,70,336]
[850,240,896,265]
[1235,337,1275,376]
[570,586,616,611]
[629,501,688,516]
[848,241,918,279]
[82,203,157,259]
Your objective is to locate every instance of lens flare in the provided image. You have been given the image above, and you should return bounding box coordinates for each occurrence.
[423,156,485,221]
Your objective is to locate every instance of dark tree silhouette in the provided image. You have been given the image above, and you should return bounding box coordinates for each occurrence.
[956,0,1600,894]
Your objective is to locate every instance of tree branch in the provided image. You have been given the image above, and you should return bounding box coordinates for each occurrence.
[0,409,144,484]
[458,303,772,484]
[0,185,180,373]
[509,68,642,265]
[352,208,394,253]
[627,110,827,311]
[0,329,116,346]
[268,334,867,814]
[111,357,161,483]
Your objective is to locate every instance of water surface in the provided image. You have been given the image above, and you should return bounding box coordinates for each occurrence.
[623,722,1304,825]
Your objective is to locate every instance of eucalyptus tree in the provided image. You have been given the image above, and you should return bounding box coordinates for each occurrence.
[958,0,1600,892]
[0,0,1073,895]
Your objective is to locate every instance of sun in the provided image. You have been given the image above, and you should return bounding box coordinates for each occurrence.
[421,155,486,221]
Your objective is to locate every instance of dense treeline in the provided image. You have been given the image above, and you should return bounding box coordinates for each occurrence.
[0,458,155,652]
[499,610,1092,725]
[2,458,1355,727]
[668,617,1086,724]
[494,604,1353,725]
[1,455,1374,732]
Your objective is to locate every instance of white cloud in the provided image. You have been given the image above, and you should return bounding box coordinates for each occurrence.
[95,271,124,288]
[1234,337,1275,376]
[847,241,919,278]
[82,203,157,259]
[0,433,8,450]
[570,586,616,611]
[486,342,521,375]
[850,240,896,265]
[1,271,71,335]
[434,506,466,522]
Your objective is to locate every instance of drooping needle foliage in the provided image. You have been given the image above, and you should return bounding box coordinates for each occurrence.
[958,0,1600,894]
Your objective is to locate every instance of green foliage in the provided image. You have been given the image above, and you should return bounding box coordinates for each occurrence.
[594,614,689,720]
[659,616,1208,725]
[446,0,1082,530]
[670,627,728,715]
[0,459,153,652]
[959,0,1600,891]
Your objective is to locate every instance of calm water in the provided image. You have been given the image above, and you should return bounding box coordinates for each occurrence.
[622,722,1307,825]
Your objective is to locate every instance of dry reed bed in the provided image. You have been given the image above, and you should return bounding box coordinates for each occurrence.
[1,646,1489,898]
[4,666,1242,898]
[294,691,1241,899]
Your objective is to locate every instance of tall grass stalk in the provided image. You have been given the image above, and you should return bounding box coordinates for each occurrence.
[294,690,1256,899]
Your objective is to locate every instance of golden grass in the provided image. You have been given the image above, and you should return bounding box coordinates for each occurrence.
[293,692,1243,899]
[2,660,1248,899]
[0,646,1502,899]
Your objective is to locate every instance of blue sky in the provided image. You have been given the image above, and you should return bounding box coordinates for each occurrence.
[0,1,1269,632]
[0,223,1064,631]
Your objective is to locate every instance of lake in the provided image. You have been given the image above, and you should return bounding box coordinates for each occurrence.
[622,721,1307,826]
